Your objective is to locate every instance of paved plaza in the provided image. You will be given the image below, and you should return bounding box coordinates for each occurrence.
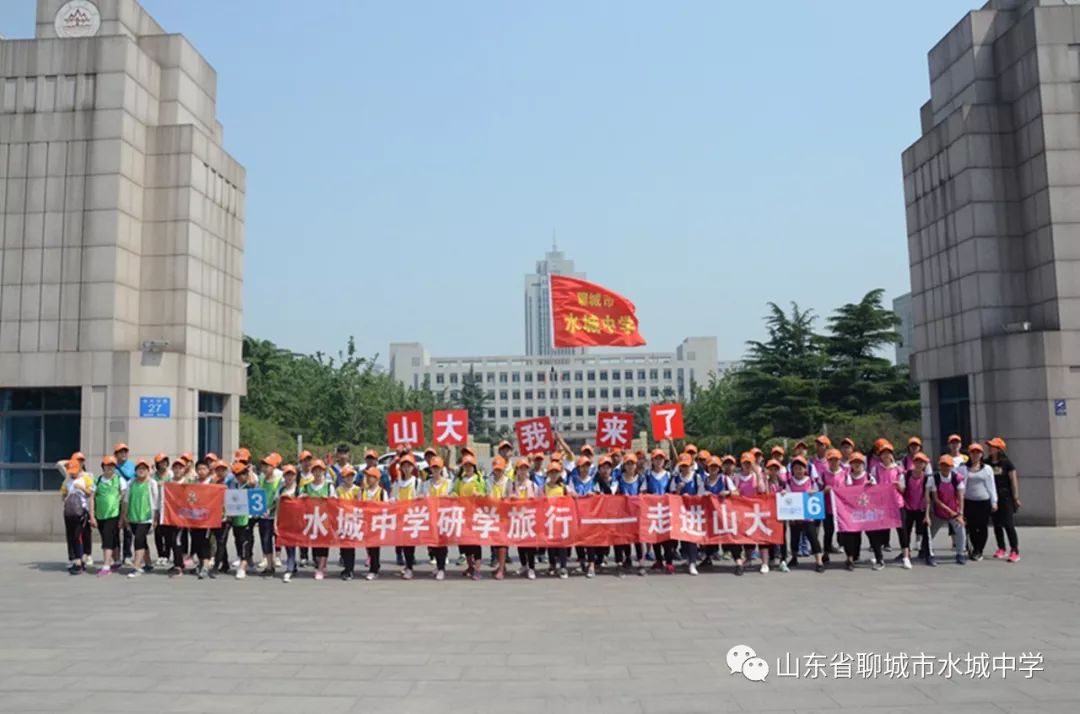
[0,528,1077,714]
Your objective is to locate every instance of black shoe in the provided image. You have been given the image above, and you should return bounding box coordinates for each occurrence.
[143,564,154,573]
[207,569,216,579]
[787,558,798,569]
[822,553,830,564]
[926,557,937,567]
[815,563,825,573]
[340,570,349,581]
[734,564,744,576]
[167,567,182,577]
[845,561,855,571]
[68,564,81,575]
[699,558,713,569]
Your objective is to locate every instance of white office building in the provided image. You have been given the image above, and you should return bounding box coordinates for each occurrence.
[523,246,585,357]
[389,337,719,440]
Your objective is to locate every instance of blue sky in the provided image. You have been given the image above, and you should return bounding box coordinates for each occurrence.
[2,1,976,362]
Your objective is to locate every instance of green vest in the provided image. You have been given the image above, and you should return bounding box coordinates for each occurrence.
[302,481,331,498]
[95,475,122,520]
[260,474,283,516]
[231,483,251,526]
[127,478,153,524]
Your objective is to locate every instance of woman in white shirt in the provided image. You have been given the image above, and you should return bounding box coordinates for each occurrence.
[958,443,997,561]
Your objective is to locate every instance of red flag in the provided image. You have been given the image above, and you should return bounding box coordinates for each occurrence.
[649,403,685,440]
[386,411,424,449]
[161,482,224,528]
[515,416,554,453]
[549,275,645,348]
[595,411,634,450]
[432,409,468,446]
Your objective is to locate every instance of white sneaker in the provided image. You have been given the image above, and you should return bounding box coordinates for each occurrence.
[527,568,536,580]
[365,572,378,581]
[402,568,414,580]
[235,569,246,580]
[435,570,445,581]
[122,558,132,567]
[127,569,142,579]
[256,558,268,570]
[230,559,240,568]
[83,555,93,566]
[760,562,770,574]
[688,563,699,576]
[778,561,790,573]
[559,569,569,580]
[902,557,912,570]
[586,564,595,578]
[282,572,292,582]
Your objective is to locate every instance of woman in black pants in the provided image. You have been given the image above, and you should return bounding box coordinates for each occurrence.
[960,443,997,561]
[987,438,1021,562]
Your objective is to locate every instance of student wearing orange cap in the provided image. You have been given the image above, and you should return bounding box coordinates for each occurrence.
[697,456,734,569]
[672,454,704,575]
[392,454,423,579]
[945,434,968,468]
[509,458,539,579]
[542,461,571,579]
[422,456,453,580]
[987,437,1020,562]
[871,441,904,560]
[255,454,284,575]
[586,455,619,577]
[299,460,335,580]
[570,454,596,574]
[120,459,160,578]
[819,448,848,559]
[614,453,647,574]
[957,443,996,561]
[455,455,487,579]
[59,453,95,574]
[277,465,301,582]
[763,460,789,573]
[150,453,173,567]
[228,461,259,579]
[809,436,831,482]
[645,449,675,573]
[187,459,215,579]
[900,453,932,565]
[486,457,512,579]
[334,466,360,581]
[784,456,825,573]
[296,450,317,567]
[207,461,233,575]
[91,455,126,577]
[839,453,888,571]
[927,454,967,566]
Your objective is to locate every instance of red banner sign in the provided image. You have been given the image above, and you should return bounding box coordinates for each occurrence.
[649,403,685,440]
[595,411,634,450]
[161,482,224,528]
[514,416,554,454]
[275,495,782,547]
[550,275,646,348]
[432,409,468,446]
[386,411,424,448]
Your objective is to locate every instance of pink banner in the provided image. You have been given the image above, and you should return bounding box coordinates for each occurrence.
[831,483,903,533]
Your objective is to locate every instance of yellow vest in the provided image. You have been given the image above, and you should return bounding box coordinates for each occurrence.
[428,479,451,497]
[337,485,360,501]
[489,478,510,499]
[396,478,419,501]
[361,486,384,502]
[544,482,567,497]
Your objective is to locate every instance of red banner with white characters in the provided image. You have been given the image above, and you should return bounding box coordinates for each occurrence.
[161,483,224,529]
[275,495,781,547]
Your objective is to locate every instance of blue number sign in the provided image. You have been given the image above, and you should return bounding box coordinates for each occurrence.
[139,397,171,419]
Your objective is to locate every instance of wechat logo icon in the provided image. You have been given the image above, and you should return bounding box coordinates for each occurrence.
[726,644,769,683]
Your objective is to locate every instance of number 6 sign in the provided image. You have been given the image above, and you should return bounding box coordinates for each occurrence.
[649,403,684,440]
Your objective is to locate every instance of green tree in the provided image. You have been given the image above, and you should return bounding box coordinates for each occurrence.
[456,366,491,439]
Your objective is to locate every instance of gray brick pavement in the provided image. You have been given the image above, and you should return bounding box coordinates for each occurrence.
[0,527,1077,713]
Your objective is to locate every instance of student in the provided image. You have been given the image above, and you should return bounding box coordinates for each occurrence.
[151,453,172,566]
[423,456,453,580]
[278,465,300,583]
[768,446,788,482]
[613,453,646,576]
[671,454,702,575]
[871,442,907,567]
[361,466,389,580]
[784,456,825,573]
[731,453,761,576]
[301,460,336,580]
[543,461,571,579]
[763,460,790,572]
[528,453,547,493]
[569,455,595,574]
[586,455,618,578]
[166,457,193,575]
[507,458,539,579]
[336,466,360,581]
[987,437,1020,562]
[91,455,126,577]
[296,450,316,568]
[209,461,233,574]
[945,434,968,468]
[112,443,137,565]
[902,437,929,475]
[329,444,353,486]
[699,455,733,569]
[120,459,160,578]
[454,454,487,580]
[229,461,256,579]
[927,455,967,565]
[645,449,675,574]
[189,459,216,579]
[485,457,512,580]
[901,452,931,565]
[958,443,996,561]
[391,454,422,580]
[819,448,848,560]
[256,453,283,575]
[60,456,94,574]
[838,438,855,469]
[809,436,831,482]
[839,453,887,571]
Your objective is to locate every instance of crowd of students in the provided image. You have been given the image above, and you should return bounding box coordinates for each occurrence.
[56,433,1023,582]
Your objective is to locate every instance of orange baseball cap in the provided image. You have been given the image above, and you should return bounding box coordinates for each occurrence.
[794,441,808,450]
[849,452,866,464]
[113,442,129,453]
[622,453,638,464]
[298,450,313,461]
[206,452,220,463]
[364,466,381,479]
[546,461,562,473]
[171,457,186,467]
[908,436,923,447]
[424,447,438,457]
[770,445,785,455]
[707,456,723,468]
[230,461,247,475]
[968,443,984,453]
[101,455,117,466]
[496,440,513,450]
[879,441,895,453]
[181,452,193,463]
[212,460,229,471]
[987,437,1007,450]
[791,455,807,467]
[492,456,507,470]
[826,449,842,460]
[153,452,168,464]
[311,459,326,470]
[581,444,595,455]
[576,455,591,467]
[340,465,357,478]
[947,434,962,444]
[399,453,416,465]
[364,449,379,460]
[697,450,712,460]
[71,451,86,462]
[938,454,954,466]
[815,435,832,446]
[515,458,529,470]
[282,464,297,475]
[135,458,151,469]
[650,449,666,459]
[261,452,283,468]
[461,454,477,466]
[766,459,782,469]
[684,443,699,454]
[461,446,476,457]
[721,454,736,464]
[428,456,444,469]
[739,452,754,464]
[913,452,930,463]
[598,455,613,467]
[750,447,763,456]
[235,448,251,461]
[677,454,693,467]
[840,437,855,448]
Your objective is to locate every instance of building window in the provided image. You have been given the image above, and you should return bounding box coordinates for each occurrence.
[538,407,546,417]
[511,372,521,383]
[561,371,571,382]
[435,374,445,385]
[198,391,225,459]
[624,370,633,381]
[537,389,546,400]
[450,390,460,400]
[499,373,508,384]
[638,387,646,398]
[525,407,534,417]
[650,387,659,398]
[613,387,621,398]
[486,372,495,383]
[575,406,584,417]
[575,389,584,399]
[512,390,521,400]
[588,406,597,417]
[500,408,508,419]
[499,390,508,401]
[562,407,571,417]
[612,371,620,381]
[599,370,608,381]
[663,369,672,380]
[562,389,571,400]
[537,371,546,383]
[613,405,622,412]
[524,390,533,400]
[0,387,80,491]
[649,369,658,380]
[587,389,596,399]
[587,370,595,381]
[485,390,495,399]
[449,373,459,384]
[512,408,521,418]
[638,370,646,381]
[524,372,533,383]
[574,371,583,382]
[486,409,495,419]
[599,388,608,398]
[576,423,585,432]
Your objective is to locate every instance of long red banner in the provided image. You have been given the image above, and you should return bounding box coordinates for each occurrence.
[275,495,783,547]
